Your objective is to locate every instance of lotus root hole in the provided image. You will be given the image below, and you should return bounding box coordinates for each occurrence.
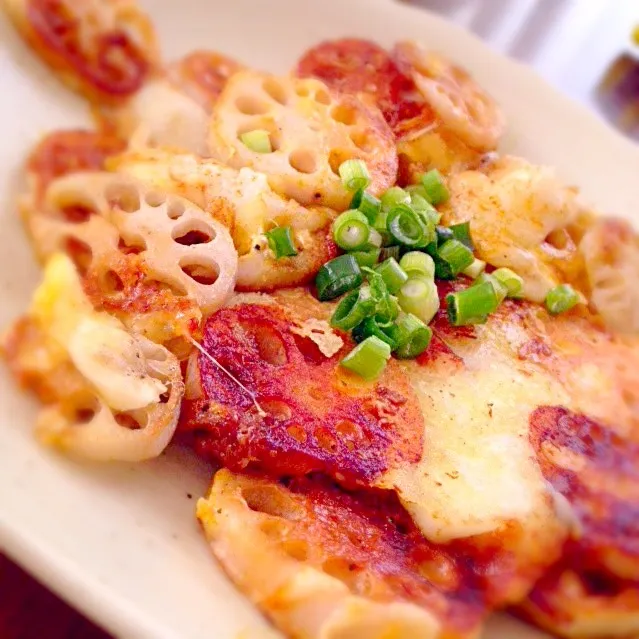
[322,558,359,585]
[243,323,288,366]
[64,237,93,275]
[350,130,374,153]
[114,413,143,430]
[105,183,141,213]
[75,407,96,424]
[313,88,331,105]
[295,85,310,98]
[117,237,145,255]
[180,260,219,286]
[260,399,293,421]
[240,484,304,521]
[60,204,94,223]
[328,149,352,176]
[145,191,166,207]
[101,269,125,294]
[263,78,288,105]
[545,229,570,251]
[282,540,310,562]
[286,423,307,443]
[315,428,338,453]
[330,104,357,125]
[172,221,215,246]
[235,95,271,115]
[237,123,281,151]
[288,149,318,174]
[166,200,185,220]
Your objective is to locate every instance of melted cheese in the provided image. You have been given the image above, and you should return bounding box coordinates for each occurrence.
[30,254,166,411]
[380,316,571,544]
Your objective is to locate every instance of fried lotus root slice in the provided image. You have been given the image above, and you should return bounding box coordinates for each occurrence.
[1,253,184,461]
[41,172,238,315]
[3,0,160,103]
[530,406,639,580]
[197,470,487,639]
[520,566,639,639]
[180,301,423,489]
[110,148,337,291]
[166,50,244,113]
[24,129,126,206]
[393,42,505,152]
[208,70,397,210]
[440,156,586,302]
[580,217,639,334]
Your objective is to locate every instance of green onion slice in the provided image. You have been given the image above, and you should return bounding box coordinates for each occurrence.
[446,281,500,326]
[387,204,428,248]
[409,192,440,225]
[381,186,410,211]
[350,190,381,223]
[387,313,433,359]
[492,268,524,298]
[374,257,408,294]
[365,228,383,249]
[400,251,435,281]
[315,255,363,301]
[339,159,371,192]
[462,258,486,279]
[545,284,580,315]
[365,268,399,323]
[340,335,391,381]
[436,225,454,246]
[472,272,508,304]
[435,239,474,279]
[420,169,449,205]
[353,317,397,350]
[350,248,381,268]
[397,277,440,324]
[265,226,297,258]
[330,286,377,331]
[332,210,371,251]
[240,129,272,153]
[449,222,473,250]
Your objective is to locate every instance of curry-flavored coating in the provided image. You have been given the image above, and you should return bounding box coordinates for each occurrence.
[179,302,424,490]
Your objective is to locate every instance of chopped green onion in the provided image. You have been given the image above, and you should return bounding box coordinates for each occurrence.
[332,210,371,251]
[405,184,428,200]
[265,226,297,258]
[545,284,580,315]
[446,281,500,326]
[492,268,524,298]
[315,255,362,301]
[436,225,454,246]
[435,239,474,279]
[372,210,391,245]
[340,335,391,381]
[397,277,440,324]
[331,286,377,331]
[387,204,429,248]
[365,269,399,323]
[462,258,486,279]
[380,245,401,262]
[399,251,435,281]
[374,258,408,294]
[353,317,397,350]
[240,129,272,153]
[449,222,473,250]
[386,313,433,359]
[473,272,508,304]
[350,190,381,224]
[339,159,370,192]
[350,248,380,268]
[420,169,449,205]
[365,228,383,249]
[409,192,440,225]
[381,186,410,211]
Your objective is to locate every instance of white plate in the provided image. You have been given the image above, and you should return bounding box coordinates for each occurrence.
[0,1,638,638]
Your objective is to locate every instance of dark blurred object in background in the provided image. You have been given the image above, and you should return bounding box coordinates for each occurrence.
[400,0,639,141]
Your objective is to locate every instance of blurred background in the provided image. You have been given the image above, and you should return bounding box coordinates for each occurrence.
[403,0,639,140]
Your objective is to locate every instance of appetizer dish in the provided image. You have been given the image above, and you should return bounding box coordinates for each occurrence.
[2,1,639,637]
